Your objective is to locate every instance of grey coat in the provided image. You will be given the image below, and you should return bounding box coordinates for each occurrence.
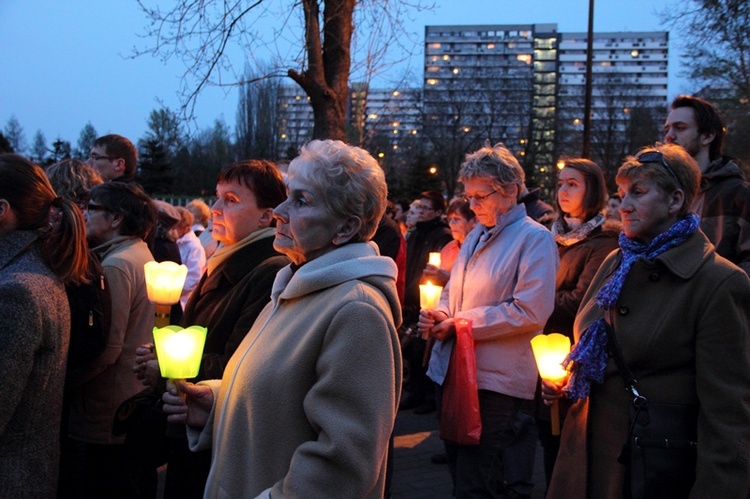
[0,230,70,498]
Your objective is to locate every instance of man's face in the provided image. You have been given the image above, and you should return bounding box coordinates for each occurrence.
[416,197,440,222]
[663,107,713,158]
[88,145,123,181]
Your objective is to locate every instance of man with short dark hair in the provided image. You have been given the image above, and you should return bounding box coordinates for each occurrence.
[665,95,750,274]
[88,134,138,182]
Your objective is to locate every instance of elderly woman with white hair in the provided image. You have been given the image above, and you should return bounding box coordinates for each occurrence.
[419,142,558,497]
[162,140,402,498]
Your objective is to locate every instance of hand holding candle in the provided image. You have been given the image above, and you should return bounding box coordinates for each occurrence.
[530,333,571,435]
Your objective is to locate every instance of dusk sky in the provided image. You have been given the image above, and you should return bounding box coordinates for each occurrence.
[1,0,688,151]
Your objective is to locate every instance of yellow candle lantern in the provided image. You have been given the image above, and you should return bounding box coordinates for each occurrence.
[428,252,442,267]
[144,261,188,327]
[530,333,571,435]
[419,280,443,310]
[152,325,208,380]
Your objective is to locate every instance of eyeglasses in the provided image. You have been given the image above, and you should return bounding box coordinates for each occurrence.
[416,204,435,212]
[465,189,497,203]
[89,152,114,161]
[85,203,111,213]
[636,151,679,184]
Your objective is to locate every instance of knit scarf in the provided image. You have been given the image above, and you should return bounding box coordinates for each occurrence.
[206,227,276,276]
[563,212,700,401]
[552,213,605,247]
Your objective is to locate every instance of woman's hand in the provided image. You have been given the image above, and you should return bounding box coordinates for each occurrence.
[422,264,450,287]
[162,379,214,427]
[133,344,161,388]
[540,378,567,406]
[418,309,455,341]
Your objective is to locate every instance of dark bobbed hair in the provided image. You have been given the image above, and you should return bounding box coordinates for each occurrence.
[557,158,608,221]
[617,143,700,218]
[46,158,103,207]
[670,94,725,161]
[217,159,286,226]
[0,154,88,285]
[93,134,138,177]
[420,190,446,213]
[89,182,157,240]
[447,197,476,221]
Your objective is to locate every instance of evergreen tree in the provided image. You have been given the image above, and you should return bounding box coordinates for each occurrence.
[31,130,48,164]
[4,115,27,155]
[76,122,98,159]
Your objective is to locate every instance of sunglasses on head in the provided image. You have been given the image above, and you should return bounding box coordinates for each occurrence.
[635,150,679,184]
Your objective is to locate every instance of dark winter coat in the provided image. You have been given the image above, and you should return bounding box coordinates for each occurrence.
[183,235,289,381]
[544,226,619,339]
[696,156,750,275]
[404,217,452,321]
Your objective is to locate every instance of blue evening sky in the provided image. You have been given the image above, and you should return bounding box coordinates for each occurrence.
[0,0,687,148]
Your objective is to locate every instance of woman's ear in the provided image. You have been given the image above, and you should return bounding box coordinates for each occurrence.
[667,189,686,215]
[0,199,16,231]
[332,216,363,246]
[257,207,275,228]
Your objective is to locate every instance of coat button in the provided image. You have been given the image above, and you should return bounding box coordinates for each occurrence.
[618,306,629,315]
[649,272,660,282]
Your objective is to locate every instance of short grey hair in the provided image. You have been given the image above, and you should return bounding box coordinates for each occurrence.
[459,142,525,197]
[288,140,387,242]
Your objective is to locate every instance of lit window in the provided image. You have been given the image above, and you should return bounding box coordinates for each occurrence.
[411,130,418,135]
[378,152,385,158]
[392,122,400,127]
[443,55,450,61]
[295,95,301,100]
[392,90,400,96]
[631,49,639,58]
[393,145,399,150]
[487,43,495,49]
[367,114,378,120]
[427,79,439,85]
[452,68,460,74]
[427,66,439,72]
[428,43,441,49]
[517,54,532,64]
[573,118,581,125]
[281,134,287,139]
[463,126,471,133]
[393,130,398,134]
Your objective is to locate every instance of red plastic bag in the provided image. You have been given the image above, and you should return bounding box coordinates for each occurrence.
[440,318,482,445]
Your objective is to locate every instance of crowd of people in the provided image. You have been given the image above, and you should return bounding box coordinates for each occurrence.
[0,93,749,499]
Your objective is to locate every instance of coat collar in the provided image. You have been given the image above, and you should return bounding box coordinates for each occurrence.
[649,230,714,280]
[0,230,39,271]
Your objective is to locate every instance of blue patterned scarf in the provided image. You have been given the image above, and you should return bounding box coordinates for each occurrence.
[563,212,700,401]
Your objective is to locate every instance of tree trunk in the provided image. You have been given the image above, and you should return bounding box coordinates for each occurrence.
[288,0,354,142]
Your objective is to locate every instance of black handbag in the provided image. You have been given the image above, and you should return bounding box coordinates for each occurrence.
[603,318,698,499]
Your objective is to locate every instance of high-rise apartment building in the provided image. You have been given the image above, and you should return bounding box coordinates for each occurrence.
[274,23,668,194]
[422,23,668,192]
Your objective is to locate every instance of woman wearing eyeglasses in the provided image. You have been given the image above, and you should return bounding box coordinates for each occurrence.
[418,143,558,497]
[543,144,750,498]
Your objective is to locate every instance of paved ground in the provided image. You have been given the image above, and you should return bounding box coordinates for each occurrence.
[158,407,548,498]
[391,408,547,498]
